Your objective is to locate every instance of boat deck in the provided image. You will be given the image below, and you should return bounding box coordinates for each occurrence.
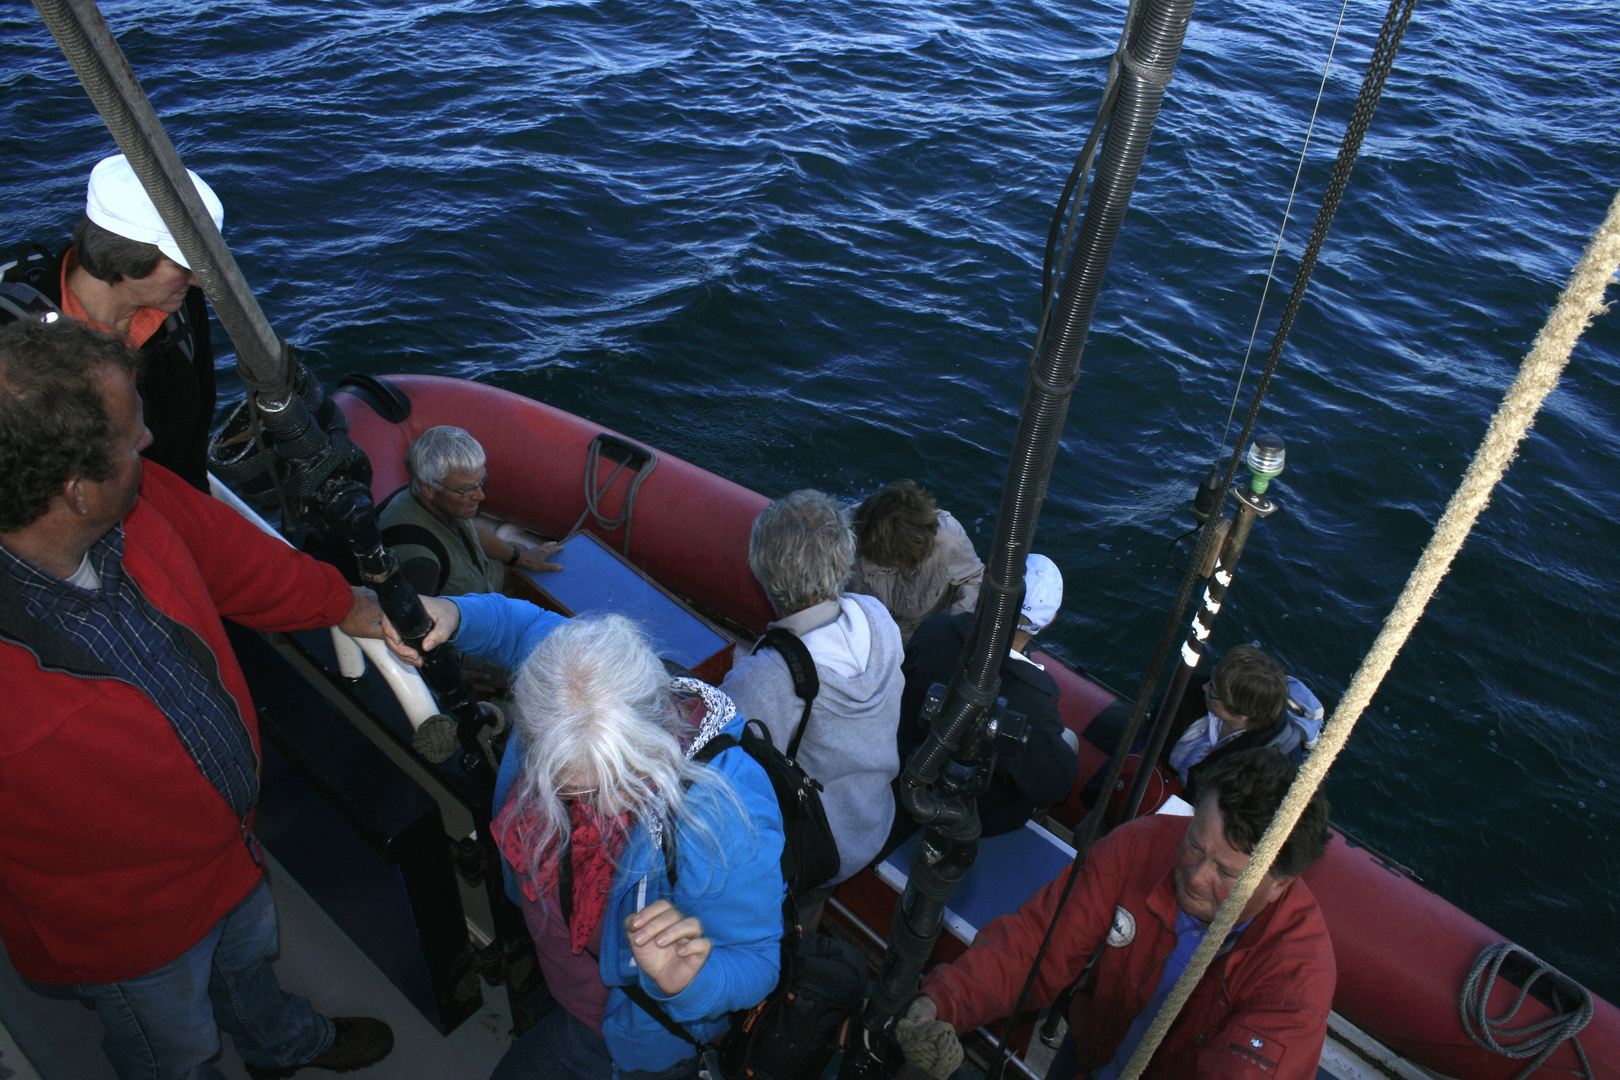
[0,847,1437,1080]
[0,851,510,1080]
[0,484,1449,1080]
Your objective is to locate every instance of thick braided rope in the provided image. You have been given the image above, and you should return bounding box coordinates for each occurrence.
[1117,185,1620,1080]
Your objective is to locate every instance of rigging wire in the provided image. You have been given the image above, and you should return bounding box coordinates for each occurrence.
[1215,0,1354,468]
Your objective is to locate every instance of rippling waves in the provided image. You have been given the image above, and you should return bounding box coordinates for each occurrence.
[2,0,1617,996]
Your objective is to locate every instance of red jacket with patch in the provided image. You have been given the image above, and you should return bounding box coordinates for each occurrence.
[922,814,1335,1080]
[0,464,354,984]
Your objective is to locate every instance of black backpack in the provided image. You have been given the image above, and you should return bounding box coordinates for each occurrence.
[694,627,841,897]
[0,245,65,327]
[623,930,866,1080]
[620,628,864,1079]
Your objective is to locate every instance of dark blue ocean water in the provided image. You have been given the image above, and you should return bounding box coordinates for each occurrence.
[3,0,1616,999]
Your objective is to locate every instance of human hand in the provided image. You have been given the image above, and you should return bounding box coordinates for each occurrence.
[337,587,385,640]
[894,996,961,1080]
[460,668,508,696]
[381,595,462,665]
[515,541,564,573]
[626,899,712,996]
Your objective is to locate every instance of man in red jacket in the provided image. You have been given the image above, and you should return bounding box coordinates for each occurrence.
[898,748,1334,1080]
[0,318,396,1079]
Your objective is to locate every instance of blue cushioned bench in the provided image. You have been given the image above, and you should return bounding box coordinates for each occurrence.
[876,820,1078,944]
[511,531,736,684]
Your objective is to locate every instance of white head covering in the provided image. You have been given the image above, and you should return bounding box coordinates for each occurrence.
[84,154,223,270]
[1019,553,1063,633]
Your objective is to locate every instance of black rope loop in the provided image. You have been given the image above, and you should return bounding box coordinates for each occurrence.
[1029,366,1083,398]
[978,571,1026,602]
[950,677,1002,712]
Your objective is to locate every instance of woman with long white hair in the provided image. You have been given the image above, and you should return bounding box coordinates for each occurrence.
[400,595,784,1079]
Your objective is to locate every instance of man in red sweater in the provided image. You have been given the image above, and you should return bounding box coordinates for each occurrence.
[0,318,396,1079]
[898,747,1334,1080]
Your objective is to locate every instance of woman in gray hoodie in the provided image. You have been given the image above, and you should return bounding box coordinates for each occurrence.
[720,489,905,904]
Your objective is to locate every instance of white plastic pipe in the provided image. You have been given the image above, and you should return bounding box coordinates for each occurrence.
[207,474,438,730]
[330,625,367,678]
[352,637,439,729]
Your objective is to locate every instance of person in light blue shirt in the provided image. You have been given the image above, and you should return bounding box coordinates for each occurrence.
[1167,645,1291,786]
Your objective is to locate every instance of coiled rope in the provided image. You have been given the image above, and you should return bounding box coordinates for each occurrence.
[1117,181,1620,1080]
[1460,943,1594,1080]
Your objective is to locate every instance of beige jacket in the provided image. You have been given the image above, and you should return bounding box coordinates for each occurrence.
[848,509,984,644]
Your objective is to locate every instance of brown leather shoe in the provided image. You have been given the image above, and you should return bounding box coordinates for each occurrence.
[244,1017,395,1078]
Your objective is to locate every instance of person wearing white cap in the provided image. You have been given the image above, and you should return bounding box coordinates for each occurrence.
[883,552,1081,854]
[1,153,221,489]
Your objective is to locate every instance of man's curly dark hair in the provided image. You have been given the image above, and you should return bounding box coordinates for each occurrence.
[0,319,140,532]
[1198,747,1330,879]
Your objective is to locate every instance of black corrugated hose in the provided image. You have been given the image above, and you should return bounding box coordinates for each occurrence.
[840,1,1199,1077]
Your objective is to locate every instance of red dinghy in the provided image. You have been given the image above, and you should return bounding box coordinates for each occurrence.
[338,373,1618,1080]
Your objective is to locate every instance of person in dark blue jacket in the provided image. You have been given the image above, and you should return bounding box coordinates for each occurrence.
[3,154,221,489]
[884,553,1079,854]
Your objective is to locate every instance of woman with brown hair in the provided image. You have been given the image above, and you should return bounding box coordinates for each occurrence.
[847,479,984,644]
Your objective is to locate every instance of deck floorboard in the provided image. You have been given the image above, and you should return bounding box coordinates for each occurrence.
[0,852,506,1080]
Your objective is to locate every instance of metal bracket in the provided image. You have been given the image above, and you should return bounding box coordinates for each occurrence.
[1234,485,1279,517]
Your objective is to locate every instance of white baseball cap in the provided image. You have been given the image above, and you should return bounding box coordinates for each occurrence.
[1020,553,1063,633]
[85,154,223,269]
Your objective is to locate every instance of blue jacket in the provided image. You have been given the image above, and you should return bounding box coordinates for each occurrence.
[454,594,786,1071]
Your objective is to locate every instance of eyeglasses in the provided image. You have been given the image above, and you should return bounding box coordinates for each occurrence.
[1203,683,1228,708]
[557,786,599,800]
[436,476,487,497]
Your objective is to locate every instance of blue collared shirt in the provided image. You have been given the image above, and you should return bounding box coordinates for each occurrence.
[1096,909,1253,1080]
[1,527,258,821]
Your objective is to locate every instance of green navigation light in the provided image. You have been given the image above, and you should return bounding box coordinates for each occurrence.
[1246,434,1286,494]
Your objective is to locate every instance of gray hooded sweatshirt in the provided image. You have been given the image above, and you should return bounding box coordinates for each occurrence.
[721,593,903,883]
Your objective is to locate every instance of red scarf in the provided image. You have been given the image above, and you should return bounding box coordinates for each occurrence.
[493,796,631,954]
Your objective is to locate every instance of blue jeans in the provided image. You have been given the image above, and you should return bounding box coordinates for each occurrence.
[491,1007,699,1080]
[73,880,333,1080]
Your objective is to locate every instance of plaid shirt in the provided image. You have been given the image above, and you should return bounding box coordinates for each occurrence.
[0,527,258,822]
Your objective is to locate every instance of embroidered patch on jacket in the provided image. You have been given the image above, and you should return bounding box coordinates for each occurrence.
[1223,1024,1284,1073]
[1106,905,1136,947]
